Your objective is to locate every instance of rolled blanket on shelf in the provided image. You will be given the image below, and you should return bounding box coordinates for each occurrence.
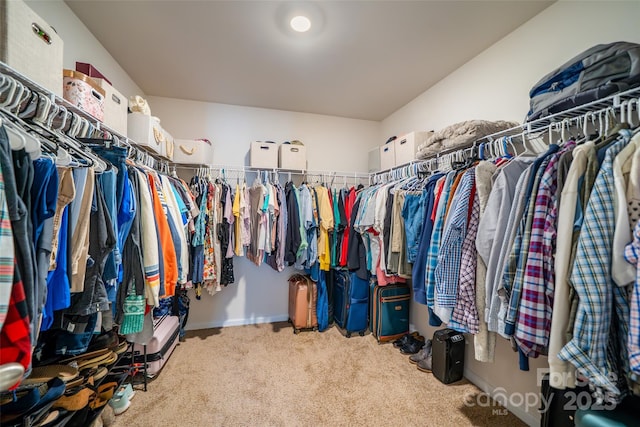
[416,120,519,159]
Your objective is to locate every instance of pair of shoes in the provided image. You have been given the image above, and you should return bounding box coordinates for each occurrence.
[392,332,421,348]
[400,340,425,354]
[409,339,432,364]
[416,339,433,373]
[108,383,135,415]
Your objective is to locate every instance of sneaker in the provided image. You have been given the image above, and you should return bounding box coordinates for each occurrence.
[108,383,135,416]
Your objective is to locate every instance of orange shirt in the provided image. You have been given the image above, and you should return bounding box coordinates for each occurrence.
[148,172,178,297]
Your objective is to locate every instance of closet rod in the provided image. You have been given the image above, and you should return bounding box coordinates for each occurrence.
[174,164,369,179]
[473,85,640,145]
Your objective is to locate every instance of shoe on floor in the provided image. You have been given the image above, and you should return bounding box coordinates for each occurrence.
[409,339,432,364]
[392,332,420,348]
[400,339,425,355]
[108,383,135,416]
[417,355,432,373]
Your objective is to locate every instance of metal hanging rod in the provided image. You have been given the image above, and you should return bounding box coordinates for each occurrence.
[474,85,640,145]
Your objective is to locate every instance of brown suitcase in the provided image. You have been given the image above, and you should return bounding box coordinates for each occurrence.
[288,274,318,333]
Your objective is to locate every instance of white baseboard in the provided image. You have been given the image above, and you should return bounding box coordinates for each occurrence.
[464,369,539,427]
[186,315,289,331]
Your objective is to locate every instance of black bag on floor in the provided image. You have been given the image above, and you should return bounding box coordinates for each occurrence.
[526,41,640,122]
[432,328,465,384]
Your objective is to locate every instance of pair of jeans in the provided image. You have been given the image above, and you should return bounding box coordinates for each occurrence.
[190,244,204,284]
[54,312,98,355]
[401,191,425,264]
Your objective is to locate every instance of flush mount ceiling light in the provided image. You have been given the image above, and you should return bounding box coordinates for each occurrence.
[290,15,311,32]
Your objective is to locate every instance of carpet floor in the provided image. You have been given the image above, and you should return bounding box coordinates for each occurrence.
[113,322,526,427]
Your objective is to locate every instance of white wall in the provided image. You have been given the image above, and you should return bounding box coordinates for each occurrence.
[147,96,381,173]
[147,95,380,329]
[26,0,144,99]
[383,0,640,136]
[381,1,640,426]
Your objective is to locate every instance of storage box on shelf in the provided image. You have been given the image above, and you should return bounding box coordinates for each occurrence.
[62,69,105,121]
[250,141,278,168]
[75,62,112,85]
[94,78,128,137]
[127,112,169,157]
[394,131,432,166]
[0,0,64,97]
[173,138,214,165]
[163,131,174,162]
[379,142,395,170]
[278,143,306,170]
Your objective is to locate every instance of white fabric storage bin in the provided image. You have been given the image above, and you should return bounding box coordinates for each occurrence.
[162,131,174,162]
[173,139,214,165]
[278,144,306,170]
[394,131,432,166]
[127,112,166,157]
[94,78,128,137]
[250,141,278,169]
[379,143,395,170]
[0,0,64,97]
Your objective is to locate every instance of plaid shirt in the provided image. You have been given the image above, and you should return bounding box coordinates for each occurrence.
[425,171,457,309]
[516,141,576,357]
[503,155,554,336]
[624,219,640,379]
[558,133,632,399]
[450,190,480,334]
[435,169,475,309]
[0,266,32,377]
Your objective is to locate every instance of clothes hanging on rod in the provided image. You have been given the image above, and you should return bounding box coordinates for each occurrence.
[0,69,208,392]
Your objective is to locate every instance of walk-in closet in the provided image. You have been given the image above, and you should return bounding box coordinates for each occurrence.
[1,1,639,426]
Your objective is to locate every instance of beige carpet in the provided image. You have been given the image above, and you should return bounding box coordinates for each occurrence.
[113,322,525,427]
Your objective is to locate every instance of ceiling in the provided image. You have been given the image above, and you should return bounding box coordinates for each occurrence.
[66,0,553,121]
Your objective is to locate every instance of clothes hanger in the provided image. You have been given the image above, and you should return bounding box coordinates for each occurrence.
[0,78,18,109]
[5,81,26,113]
[1,117,26,150]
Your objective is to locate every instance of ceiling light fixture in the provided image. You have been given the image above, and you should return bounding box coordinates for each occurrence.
[290,15,311,32]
